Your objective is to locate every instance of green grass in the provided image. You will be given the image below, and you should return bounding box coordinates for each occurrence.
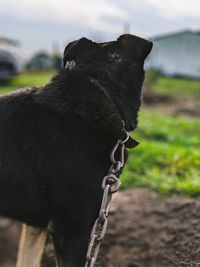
[153,77,200,99]
[145,70,200,100]
[121,110,200,195]
[0,71,54,95]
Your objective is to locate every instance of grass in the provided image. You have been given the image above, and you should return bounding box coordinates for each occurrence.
[121,110,200,195]
[120,71,200,195]
[0,71,54,95]
[145,70,200,101]
[152,77,200,100]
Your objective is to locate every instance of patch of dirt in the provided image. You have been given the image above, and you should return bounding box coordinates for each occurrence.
[142,90,200,117]
[0,218,21,266]
[1,189,200,266]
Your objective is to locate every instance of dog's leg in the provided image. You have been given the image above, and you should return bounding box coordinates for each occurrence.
[16,223,47,267]
[52,217,92,267]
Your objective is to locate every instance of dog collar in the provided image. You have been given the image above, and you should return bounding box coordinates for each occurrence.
[122,131,139,148]
[65,60,76,70]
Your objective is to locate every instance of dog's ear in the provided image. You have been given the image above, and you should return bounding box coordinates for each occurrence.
[118,34,153,62]
[62,38,94,68]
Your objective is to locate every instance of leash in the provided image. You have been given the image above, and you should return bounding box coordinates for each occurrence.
[64,60,139,266]
[64,62,138,265]
[85,132,137,267]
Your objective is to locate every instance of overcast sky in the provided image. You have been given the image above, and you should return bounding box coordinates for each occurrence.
[1,0,200,56]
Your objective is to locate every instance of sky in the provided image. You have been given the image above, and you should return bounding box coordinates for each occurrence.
[0,0,200,56]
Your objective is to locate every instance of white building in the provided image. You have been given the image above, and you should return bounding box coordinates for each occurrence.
[145,30,200,78]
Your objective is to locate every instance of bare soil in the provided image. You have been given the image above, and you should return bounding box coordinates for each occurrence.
[1,189,200,267]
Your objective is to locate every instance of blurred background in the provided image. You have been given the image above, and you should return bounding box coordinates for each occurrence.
[0,0,200,195]
[0,1,200,266]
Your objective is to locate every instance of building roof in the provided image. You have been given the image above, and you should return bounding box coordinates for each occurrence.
[150,30,200,41]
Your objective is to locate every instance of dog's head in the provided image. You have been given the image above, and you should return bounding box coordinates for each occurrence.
[62,34,152,131]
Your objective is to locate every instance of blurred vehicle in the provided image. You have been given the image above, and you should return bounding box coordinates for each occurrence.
[0,49,19,80]
[0,37,21,81]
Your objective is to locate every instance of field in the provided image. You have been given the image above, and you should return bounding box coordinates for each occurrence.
[1,71,200,195]
[0,71,54,96]
[146,71,200,100]
[123,110,200,195]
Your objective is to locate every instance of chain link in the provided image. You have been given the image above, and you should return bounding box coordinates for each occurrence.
[85,138,126,267]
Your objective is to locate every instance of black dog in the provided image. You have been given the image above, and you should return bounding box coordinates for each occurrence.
[0,34,152,266]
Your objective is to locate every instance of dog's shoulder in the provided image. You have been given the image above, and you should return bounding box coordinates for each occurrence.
[35,70,124,140]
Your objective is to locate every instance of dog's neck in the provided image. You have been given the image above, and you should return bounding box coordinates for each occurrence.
[87,76,139,148]
[36,70,138,147]
[89,77,112,103]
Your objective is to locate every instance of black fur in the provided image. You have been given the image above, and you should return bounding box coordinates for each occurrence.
[0,34,152,266]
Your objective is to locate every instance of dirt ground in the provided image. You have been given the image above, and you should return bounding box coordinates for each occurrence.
[1,189,200,267]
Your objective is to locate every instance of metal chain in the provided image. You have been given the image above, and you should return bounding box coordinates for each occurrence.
[85,136,127,267]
